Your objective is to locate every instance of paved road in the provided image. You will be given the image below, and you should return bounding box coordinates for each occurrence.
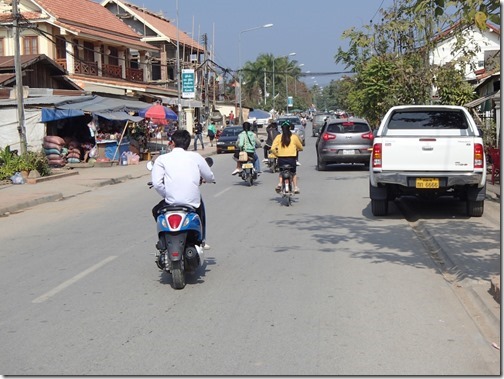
[0,128,500,375]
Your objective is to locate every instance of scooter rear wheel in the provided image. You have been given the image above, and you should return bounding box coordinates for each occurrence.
[171,260,186,289]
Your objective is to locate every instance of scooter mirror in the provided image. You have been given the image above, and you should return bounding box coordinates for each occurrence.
[205,157,214,167]
[146,160,153,171]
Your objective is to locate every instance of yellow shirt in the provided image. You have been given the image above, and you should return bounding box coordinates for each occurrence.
[271,133,303,157]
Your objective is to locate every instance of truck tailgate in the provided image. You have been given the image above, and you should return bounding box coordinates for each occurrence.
[381,137,475,171]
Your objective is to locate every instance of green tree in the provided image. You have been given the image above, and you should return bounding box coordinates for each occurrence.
[333,0,491,124]
[434,63,476,105]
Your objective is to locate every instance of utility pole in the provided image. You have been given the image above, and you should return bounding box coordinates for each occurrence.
[202,33,209,118]
[176,0,183,129]
[13,0,27,154]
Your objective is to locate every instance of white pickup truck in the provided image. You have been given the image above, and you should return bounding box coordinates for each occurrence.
[369,105,487,217]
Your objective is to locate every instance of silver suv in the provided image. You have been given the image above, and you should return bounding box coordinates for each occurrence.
[311,113,332,137]
[315,117,374,171]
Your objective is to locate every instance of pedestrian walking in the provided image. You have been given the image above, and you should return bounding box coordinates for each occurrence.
[193,119,204,150]
[207,121,217,147]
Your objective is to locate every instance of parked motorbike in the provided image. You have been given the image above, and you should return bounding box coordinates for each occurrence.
[278,164,294,206]
[147,157,214,289]
[239,155,257,187]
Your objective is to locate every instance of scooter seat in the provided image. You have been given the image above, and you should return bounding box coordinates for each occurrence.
[158,204,196,215]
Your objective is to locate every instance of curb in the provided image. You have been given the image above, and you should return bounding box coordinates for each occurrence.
[0,193,63,216]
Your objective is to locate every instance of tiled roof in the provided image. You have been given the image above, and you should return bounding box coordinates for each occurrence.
[118,1,204,52]
[0,54,62,70]
[31,0,158,51]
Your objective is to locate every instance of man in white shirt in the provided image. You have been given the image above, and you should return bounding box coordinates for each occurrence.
[151,130,215,248]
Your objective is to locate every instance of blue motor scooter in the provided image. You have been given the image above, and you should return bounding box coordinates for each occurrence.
[148,157,213,289]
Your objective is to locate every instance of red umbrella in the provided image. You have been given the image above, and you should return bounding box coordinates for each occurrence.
[139,104,178,125]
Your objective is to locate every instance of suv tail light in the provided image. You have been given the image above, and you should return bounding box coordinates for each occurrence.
[322,133,336,141]
[474,143,484,169]
[361,132,374,140]
[372,143,382,168]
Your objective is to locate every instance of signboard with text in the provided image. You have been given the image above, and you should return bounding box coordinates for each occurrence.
[182,69,195,98]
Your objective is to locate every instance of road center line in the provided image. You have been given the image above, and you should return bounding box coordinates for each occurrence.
[213,187,232,197]
[32,256,117,303]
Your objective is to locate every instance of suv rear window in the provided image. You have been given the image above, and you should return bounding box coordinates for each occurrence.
[388,110,469,130]
[326,122,370,133]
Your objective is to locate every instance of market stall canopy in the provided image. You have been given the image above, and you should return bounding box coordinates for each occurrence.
[138,104,178,125]
[159,96,202,108]
[94,111,143,122]
[41,108,85,122]
[40,95,152,122]
[55,95,152,113]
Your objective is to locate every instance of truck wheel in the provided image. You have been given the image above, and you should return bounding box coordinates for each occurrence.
[466,200,484,217]
[371,199,388,216]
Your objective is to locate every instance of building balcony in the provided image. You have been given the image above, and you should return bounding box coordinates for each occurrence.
[55,58,144,82]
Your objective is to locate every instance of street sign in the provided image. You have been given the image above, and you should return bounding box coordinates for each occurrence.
[287,96,293,107]
[182,69,195,99]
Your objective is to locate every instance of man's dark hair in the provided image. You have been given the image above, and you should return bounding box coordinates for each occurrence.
[171,130,191,150]
[242,121,251,131]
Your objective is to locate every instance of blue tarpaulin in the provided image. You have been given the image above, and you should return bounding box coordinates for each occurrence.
[41,108,85,122]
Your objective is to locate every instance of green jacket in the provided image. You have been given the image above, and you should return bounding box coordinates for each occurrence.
[236,131,261,153]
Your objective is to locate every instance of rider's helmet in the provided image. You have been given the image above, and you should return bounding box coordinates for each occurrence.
[280,119,293,132]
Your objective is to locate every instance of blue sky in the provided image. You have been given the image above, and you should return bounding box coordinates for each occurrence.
[127,0,395,87]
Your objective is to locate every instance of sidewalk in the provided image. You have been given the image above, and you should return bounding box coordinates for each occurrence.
[0,147,217,216]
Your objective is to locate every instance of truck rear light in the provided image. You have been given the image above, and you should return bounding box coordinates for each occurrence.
[361,132,374,140]
[372,143,382,168]
[322,133,336,141]
[474,143,484,169]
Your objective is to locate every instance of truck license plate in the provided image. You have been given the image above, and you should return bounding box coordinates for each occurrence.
[416,178,439,188]
[242,163,253,169]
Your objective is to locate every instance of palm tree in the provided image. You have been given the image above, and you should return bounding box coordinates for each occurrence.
[242,53,303,111]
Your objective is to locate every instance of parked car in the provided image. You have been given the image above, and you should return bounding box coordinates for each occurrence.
[247,109,272,128]
[315,118,374,170]
[277,116,305,146]
[311,113,333,137]
[216,126,242,154]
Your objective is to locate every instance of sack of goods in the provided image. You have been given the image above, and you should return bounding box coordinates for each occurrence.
[43,135,67,167]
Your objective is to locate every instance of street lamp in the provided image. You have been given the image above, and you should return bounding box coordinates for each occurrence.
[238,23,273,124]
[272,52,295,113]
[285,52,296,114]
[295,63,304,96]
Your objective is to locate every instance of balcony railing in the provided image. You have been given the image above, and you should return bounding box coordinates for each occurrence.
[55,58,67,70]
[55,58,143,82]
[126,67,143,82]
[102,63,122,79]
[75,60,98,76]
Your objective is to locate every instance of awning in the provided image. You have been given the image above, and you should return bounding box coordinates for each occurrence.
[94,111,144,122]
[41,108,85,122]
[158,96,203,108]
[55,95,152,113]
[464,92,497,108]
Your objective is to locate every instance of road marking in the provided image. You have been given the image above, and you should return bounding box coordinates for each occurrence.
[32,256,117,303]
[214,187,231,197]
